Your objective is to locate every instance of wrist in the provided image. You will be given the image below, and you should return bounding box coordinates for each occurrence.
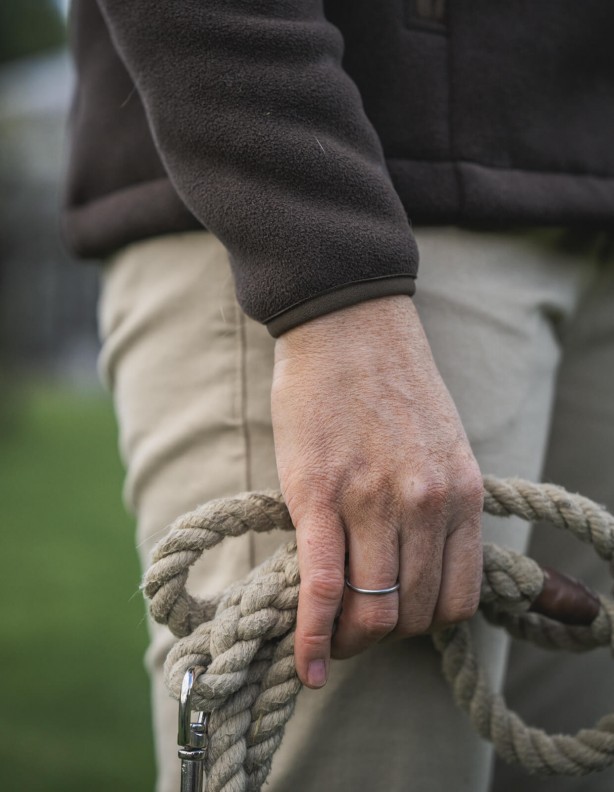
[275,294,416,356]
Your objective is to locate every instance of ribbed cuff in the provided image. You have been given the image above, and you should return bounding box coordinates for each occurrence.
[265,275,416,337]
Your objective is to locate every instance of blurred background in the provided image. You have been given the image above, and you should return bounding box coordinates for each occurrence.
[2,4,613,792]
[0,2,154,788]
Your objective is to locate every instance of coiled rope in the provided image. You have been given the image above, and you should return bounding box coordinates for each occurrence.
[143,476,614,791]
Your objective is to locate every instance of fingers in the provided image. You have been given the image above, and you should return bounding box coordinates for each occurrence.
[309,477,483,671]
[331,517,399,659]
[394,520,445,636]
[431,516,483,629]
[293,509,346,689]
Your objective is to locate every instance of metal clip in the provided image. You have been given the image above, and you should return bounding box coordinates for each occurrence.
[178,666,208,792]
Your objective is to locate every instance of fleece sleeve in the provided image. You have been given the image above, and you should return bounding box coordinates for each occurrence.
[96,0,419,336]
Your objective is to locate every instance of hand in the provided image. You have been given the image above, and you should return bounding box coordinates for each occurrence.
[271,295,484,689]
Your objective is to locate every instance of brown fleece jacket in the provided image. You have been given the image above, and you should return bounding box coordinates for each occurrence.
[63,1,614,335]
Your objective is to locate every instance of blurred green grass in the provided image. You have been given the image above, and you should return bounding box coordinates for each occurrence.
[0,384,155,791]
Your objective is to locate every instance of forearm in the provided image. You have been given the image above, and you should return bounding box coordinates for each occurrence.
[95,0,418,332]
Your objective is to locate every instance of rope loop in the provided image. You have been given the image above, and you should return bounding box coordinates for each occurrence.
[143,477,614,790]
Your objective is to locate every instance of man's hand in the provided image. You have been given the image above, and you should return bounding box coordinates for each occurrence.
[271,295,483,689]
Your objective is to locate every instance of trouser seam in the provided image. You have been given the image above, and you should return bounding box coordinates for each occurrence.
[238,307,255,568]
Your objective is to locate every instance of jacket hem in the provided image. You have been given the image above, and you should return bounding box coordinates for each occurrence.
[63,159,614,262]
[265,275,416,337]
[62,177,202,258]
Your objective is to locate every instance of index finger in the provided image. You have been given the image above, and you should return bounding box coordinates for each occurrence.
[294,512,346,688]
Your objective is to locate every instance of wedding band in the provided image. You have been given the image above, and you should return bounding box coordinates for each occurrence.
[344,578,400,595]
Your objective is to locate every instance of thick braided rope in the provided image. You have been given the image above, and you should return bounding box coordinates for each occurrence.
[143,477,614,789]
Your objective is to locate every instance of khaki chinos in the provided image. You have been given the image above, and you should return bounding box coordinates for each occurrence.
[98,226,614,792]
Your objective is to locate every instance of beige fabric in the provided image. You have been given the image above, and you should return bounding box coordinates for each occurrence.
[98,226,613,792]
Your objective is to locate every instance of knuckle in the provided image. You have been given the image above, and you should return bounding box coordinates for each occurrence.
[284,476,340,521]
[304,571,345,606]
[298,632,332,652]
[437,593,480,625]
[355,608,398,640]
[408,474,450,514]
[456,467,485,512]
[398,613,433,637]
[406,459,483,518]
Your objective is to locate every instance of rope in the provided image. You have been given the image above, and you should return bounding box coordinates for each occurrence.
[143,477,614,790]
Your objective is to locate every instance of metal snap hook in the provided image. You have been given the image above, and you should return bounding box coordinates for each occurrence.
[178,665,209,792]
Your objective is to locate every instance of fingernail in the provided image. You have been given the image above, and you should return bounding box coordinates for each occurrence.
[307,659,327,687]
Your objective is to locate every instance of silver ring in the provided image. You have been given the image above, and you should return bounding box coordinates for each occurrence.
[345,578,400,595]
